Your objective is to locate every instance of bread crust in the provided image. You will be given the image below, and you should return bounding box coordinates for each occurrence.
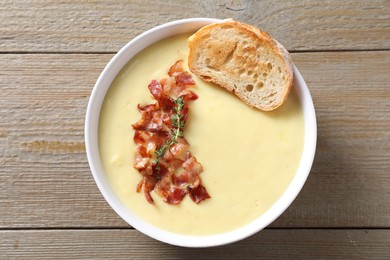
[187,20,293,111]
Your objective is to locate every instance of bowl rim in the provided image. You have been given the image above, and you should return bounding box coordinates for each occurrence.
[85,17,317,248]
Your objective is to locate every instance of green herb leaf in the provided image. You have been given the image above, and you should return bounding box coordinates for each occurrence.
[154,96,187,173]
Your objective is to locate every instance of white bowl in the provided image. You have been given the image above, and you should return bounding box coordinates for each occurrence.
[85,18,317,247]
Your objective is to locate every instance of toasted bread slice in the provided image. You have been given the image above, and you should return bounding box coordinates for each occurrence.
[187,20,293,111]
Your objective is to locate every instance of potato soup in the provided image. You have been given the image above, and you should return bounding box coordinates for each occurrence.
[98,33,304,235]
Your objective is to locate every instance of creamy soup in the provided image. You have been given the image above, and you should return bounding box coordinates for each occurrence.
[99,33,304,235]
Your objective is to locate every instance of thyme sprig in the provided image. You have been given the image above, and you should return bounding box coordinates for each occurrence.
[154,96,185,172]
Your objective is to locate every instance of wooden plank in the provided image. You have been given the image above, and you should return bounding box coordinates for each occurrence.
[0,0,389,52]
[1,229,389,259]
[0,51,389,228]
[0,54,125,228]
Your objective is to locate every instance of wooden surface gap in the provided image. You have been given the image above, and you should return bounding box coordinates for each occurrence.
[0,51,117,55]
[290,48,390,53]
[1,227,389,231]
[1,49,390,55]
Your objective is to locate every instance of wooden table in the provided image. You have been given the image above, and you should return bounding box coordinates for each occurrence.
[1,1,389,258]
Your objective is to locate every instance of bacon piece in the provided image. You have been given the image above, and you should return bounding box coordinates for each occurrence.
[161,111,172,128]
[148,130,170,150]
[168,60,185,76]
[172,172,189,188]
[133,130,151,170]
[133,129,150,144]
[173,152,202,188]
[164,157,183,173]
[133,130,168,168]
[166,188,187,205]
[132,103,161,131]
[189,184,211,204]
[142,175,158,204]
[154,175,171,199]
[167,60,196,97]
[182,152,203,175]
[182,90,198,102]
[144,164,154,176]
[132,60,210,205]
[167,60,195,86]
[133,130,171,175]
[170,85,186,99]
[175,73,195,86]
[148,79,163,98]
[169,138,189,161]
[136,179,143,193]
[134,157,149,171]
[148,79,175,110]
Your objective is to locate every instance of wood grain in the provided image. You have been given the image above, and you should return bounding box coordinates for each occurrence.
[1,229,389,259]
[1,0,389,258]
[0,0,388,52]
[0,51,389,228]
[0,54,123,228]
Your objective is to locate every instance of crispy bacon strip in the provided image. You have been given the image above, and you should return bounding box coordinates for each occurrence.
[167,60,185,76]
[175,73,195,86]
[189,185,211,204]
[166,188,188,205]
[132,60,210,205]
